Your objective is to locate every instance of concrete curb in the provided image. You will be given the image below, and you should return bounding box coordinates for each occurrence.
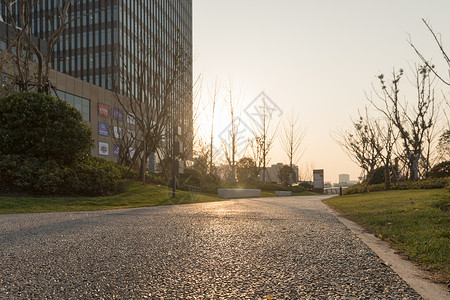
[324,202,449,300]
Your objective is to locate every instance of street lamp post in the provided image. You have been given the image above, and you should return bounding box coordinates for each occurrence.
[172,125,182,198]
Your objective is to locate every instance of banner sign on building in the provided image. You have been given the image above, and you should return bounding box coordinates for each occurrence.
[99,122,109,136]
[99,142,109,156]
[113,144,119,157]
[98,103,109,117]
[113,108,123,121]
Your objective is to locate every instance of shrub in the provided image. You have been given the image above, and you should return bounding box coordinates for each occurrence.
[237,157,258,184]
[0,155,122,196]
[367,166,397,185]
[0,154,37,192]
[0,92,93,165]
[70,156,122,196]
[289,185,306,193]
[0,92,126,196]
[278,165,295,186]
[179,168,203,186]
[145,172,168,186]
[298,181,313,191]
[343,177,450,195]
[428,161,450,178]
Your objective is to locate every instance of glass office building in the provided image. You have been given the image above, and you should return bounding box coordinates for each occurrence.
[1,0,193,160]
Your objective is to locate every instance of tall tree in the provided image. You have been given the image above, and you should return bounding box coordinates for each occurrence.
[334,110,382,190]
[113,31,191,182]
[221,86,244,183]
[369,66,438,180]
[280,110,305,184]
[207,78,220,175]
[250,96,278,184]
[2,0,79,92]
[371,118,398,189]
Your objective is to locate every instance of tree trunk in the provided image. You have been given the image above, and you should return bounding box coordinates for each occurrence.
[384,157,391,190]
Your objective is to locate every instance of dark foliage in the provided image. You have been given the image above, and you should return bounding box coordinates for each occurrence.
[0,92,122,196]
[428,161,450,178]
[0,92,93,165]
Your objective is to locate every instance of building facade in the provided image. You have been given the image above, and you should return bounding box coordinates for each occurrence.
[1,0,193,166]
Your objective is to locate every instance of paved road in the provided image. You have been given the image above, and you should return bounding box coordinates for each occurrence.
[0,196,421,299]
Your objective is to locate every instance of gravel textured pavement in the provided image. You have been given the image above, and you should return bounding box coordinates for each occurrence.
[0,195,421,299]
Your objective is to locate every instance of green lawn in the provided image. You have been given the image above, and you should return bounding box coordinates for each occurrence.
[0,181,318,214]
[0,180,223,214]
[323,189,450,283]
[260,190,317,197]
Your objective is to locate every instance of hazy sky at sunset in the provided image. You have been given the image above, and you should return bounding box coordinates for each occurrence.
[193,0,450,182]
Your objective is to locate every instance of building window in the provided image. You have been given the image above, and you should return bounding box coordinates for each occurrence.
[55,90,90,122]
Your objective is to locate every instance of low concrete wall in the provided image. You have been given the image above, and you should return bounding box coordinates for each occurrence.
[218,189,261,199]
[275,191,292,196]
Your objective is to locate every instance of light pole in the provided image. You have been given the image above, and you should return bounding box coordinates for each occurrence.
[172,125,182,197]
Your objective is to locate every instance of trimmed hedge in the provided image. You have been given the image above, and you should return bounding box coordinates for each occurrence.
[344,177,450,195]
[0,155,122,196]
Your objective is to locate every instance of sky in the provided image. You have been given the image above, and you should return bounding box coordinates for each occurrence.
[192,0,450,183]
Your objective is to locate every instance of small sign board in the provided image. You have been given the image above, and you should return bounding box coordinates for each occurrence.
[98,122,109,136]
[174,141,183,155]
[313,169,324,193]
[113,144,119,157]
[99,142,109,156]
[98,103,109,117]
[113,108,123,121]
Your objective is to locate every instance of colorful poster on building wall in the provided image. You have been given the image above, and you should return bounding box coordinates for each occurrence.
[98,103,109,117]
[113,108,123,121]
[99,122,109,136]
[113,145,119,157]
[99,142,109,156]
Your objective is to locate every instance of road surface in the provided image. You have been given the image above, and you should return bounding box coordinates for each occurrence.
[0,195,421,298]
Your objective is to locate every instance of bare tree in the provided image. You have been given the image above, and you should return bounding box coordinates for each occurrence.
[250,97,278,184]
[334,110,382,190]
[409,19,450,86]
[280,110,305,185]
[221,86,244,183]
[206,78,220,175]
[369,66,438,180]
[99,103,139,169]
[372,118,399,189]
[2,0,79,92]
[112,30,191,183]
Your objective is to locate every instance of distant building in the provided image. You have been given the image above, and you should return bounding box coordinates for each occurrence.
[339,174,350,185]
[334,174,358,187]
[263,163,299,184]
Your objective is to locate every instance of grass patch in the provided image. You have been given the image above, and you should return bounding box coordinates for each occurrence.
[323,189,450,283]
[0,180,320,214]
[260,191,317,197]
[0,180,223,214]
